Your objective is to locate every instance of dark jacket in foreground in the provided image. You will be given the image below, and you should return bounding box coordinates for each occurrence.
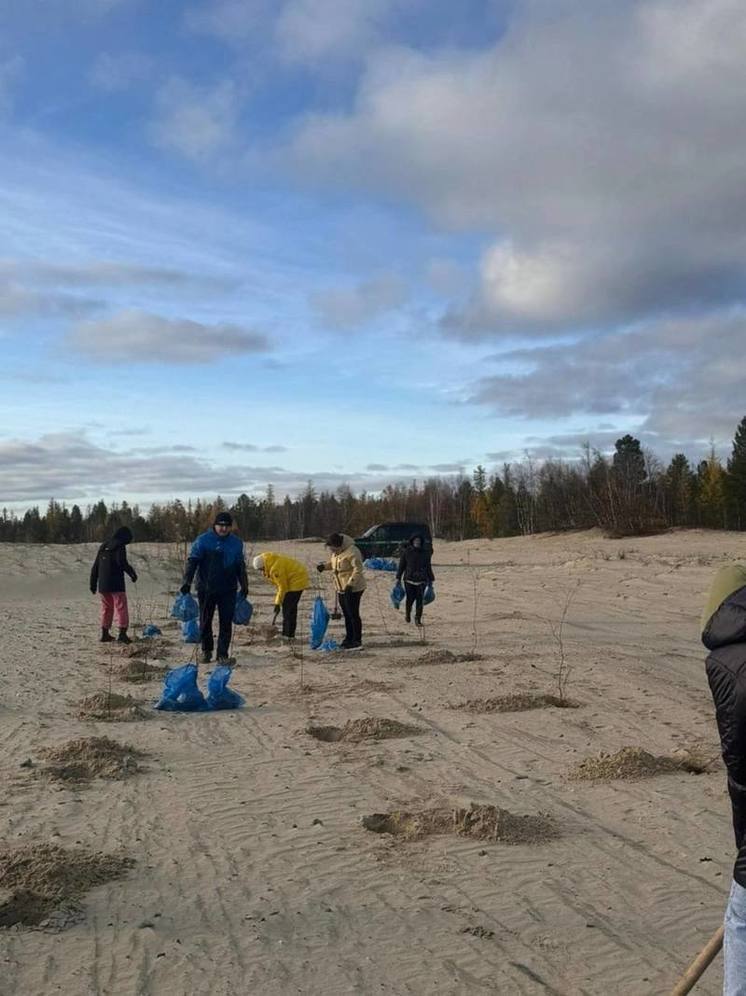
[703,584,746,885]
[90,527,137,594]
[183,529,248,594]
[396,539,434,585]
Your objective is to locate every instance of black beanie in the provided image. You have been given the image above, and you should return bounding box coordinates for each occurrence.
[214,512,233,527]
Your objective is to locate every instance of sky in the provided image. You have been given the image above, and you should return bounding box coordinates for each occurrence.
[2,0,746,510]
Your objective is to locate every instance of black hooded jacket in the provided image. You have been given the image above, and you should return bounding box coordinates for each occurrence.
[396,535,434,585]
[90,527,137,594]
[703,584,746,884]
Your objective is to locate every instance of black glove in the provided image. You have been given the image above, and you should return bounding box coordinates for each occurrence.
[130,571,138,583]
[316,562,326,572]
[240,587,249,599]
[180,584,191,595]
[90,585,96,595]
[272,606,281,619]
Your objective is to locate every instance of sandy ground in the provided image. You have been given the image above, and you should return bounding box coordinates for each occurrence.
[0,529,742,995]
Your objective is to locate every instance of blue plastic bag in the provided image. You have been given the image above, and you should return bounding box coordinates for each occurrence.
[182,618,200,643]
[390,581,405,610]
[155,664,207,711]
[142,624,162,638]
[364,557,398,572]
[423,584,435,605]
[206,665,245,710]
[309,595,330,650]
[233,592,253,626]
[171,592,199,622]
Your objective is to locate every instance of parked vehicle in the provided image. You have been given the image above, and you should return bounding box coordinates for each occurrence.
[354,522,433,560]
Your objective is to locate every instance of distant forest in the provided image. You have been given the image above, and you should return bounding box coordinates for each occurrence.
[5,418,746,544]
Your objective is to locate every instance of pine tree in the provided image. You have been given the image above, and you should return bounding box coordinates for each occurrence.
[726,417,746,529]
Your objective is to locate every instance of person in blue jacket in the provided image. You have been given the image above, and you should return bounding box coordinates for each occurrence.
[180,511,248,663]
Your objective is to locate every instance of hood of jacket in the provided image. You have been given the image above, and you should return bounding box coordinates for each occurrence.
[702,564,746,649]
[337,534,354,551]
[105,526,133,549]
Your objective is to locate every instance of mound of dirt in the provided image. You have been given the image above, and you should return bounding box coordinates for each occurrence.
[40,737,146,783]
[453,693,578,713]
[0,844,133,929]
[78,692,150,722]
[306,717,425,743]
[362,802,558,844]
[246,624,277,644]
[570,746,709,781]
[115,660,168,683]
[401,650,481,667]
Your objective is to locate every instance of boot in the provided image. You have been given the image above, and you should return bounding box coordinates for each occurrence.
[100,627,114,643]
[117,628,132,645]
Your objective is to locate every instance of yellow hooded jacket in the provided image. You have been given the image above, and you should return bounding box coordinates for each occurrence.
[323,535,366,593]
[261,553,310,606]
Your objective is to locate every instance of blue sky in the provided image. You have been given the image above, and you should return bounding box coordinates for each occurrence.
[2,0,746,508]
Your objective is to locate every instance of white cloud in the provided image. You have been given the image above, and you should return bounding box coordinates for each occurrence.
[311,273,407,329]
[150,78,243,162]
[0,431,464,504]
[287,0,746,331]
[276,0,396,65]
[471,309,746,448]
[89,52,153,92]
[67,309,270,364]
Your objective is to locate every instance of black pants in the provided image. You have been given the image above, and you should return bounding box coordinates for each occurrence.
[281,590,303,638]
[338,589,363,645]
[198,588,235,659]
[404,582,425,622]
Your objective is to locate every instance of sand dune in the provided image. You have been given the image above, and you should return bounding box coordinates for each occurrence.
[0,529,741,994]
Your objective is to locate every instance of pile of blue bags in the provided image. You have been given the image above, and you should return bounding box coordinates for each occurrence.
[364,557,398,572]
[142,623,162,638]
[155,663,244,712]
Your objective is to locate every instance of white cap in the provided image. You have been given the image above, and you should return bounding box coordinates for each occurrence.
[252,555,265,571]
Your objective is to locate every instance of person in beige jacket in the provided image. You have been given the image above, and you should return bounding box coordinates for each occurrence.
[317,532,366,649]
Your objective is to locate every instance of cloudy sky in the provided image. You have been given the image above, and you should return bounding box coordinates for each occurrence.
[2,0,746,509]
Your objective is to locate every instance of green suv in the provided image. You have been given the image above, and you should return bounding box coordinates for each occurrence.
[354,522,433,561]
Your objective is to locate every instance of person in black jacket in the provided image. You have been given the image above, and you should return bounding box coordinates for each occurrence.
[396,533,434,626]
[180,511,248,663]
[702,564,746,991]
[90,526,137,643]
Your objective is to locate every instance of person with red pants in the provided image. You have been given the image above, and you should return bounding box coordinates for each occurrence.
[90,526,137,643]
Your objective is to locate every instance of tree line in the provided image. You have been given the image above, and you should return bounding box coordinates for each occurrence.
[5,417,746,544]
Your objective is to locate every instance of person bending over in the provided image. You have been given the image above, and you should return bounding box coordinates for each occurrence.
[252,552,309,641]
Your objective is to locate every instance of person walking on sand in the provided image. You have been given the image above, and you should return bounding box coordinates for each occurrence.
[252,553,309,641]
[317,533,366,650]
[180,511,248,664]
[396,533,434,627]
[702,564,746,994]
[90,526,138,644]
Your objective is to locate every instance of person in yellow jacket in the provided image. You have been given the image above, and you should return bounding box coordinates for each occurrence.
[252,552,309,640]
[316,532,366,650]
